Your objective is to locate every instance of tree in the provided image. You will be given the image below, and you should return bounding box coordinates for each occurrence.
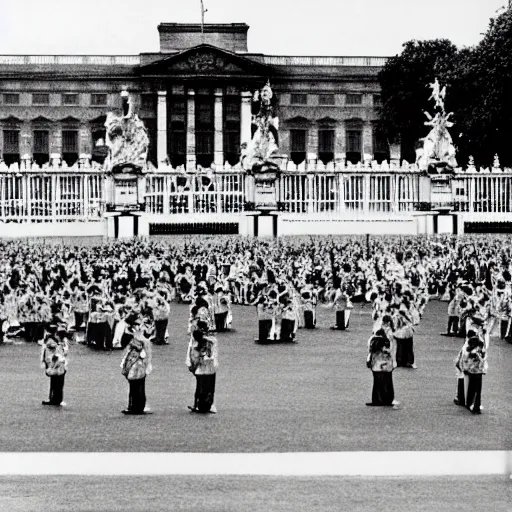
[454,9,512,167]
[377,39,460,163]
[378,9,512,168]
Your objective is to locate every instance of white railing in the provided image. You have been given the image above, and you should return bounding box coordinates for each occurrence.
[0,54,386,68]
[0,171,105,223]
[0,55,141,66]
[2,161,512,223]
[262,56,388,67]
[453,174,512,213]
[144,172,246,215]
[278,172,420,214]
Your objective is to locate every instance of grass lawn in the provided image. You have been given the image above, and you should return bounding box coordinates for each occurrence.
[0,300,510,452]
[0,476,510,512]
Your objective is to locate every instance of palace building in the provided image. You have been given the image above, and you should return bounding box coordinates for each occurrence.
[0,22,391,170]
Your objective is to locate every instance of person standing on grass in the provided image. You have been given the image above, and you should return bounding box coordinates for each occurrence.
[186,321,218,414]
[458,332,487,414]
[40,331,68,406]
[366,326,398,407]
[152,294,170,345]
[120,314,153,415]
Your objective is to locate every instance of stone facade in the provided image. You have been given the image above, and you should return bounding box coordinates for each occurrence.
[0,23,390,169]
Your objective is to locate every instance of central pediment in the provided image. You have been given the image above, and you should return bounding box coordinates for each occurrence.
[137,44,272,78]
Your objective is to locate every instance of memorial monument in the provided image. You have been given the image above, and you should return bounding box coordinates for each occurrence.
[416,78,457,175]
[242,81,284,212]
[104,90,150,237]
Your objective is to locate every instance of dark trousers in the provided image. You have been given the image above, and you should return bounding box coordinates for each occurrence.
[396,337,414,367]
[280,319,295,342]
[371,371,394,406]
[74,312,88,331]
[194,373,216,413]
[49,373,65,405]
[154,319,168,344]
[214,313,228,333]
[258,319,272,343]
[466,373,483,413]
[447,316,459,334]
[21,322,33,342]
[304,310,315,329]
[128,377,146,413]
[335,310,347,330]
[500,320,509,340]
[32,322,45,344]
[88,322,108,350]
[456,377,465,406]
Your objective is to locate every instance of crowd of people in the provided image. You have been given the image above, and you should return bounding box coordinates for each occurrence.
[1,234,510,415]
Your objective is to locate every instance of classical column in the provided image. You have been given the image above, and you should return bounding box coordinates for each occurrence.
[20,122,32,169]
[362,122,373,164]
[240,91,252,146]
[334,123,346,163]
[50,124,62,165]
[157,90,168,165]
[307,127,318,170]
[186,88,196,170]
[79,123,91,165]
[214,88,224,167]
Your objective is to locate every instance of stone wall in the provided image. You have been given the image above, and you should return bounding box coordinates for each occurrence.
[158,23,249,53]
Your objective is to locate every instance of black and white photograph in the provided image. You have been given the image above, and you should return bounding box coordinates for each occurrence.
[0,0,511,510]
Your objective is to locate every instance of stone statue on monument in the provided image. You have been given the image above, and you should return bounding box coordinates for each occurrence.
[416,79,457,174]
[242,81,282,177]
[104,89,149,174]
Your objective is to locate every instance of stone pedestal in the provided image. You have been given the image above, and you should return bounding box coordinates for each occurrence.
[252,171,281,211]
[389,143,401,165]
[105,211,141,238]
[419,175,431,203]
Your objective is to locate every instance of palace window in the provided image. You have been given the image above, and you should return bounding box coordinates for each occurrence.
[224,94,241,166]
[33,129,50,166]
[3,93,20,105]
[62,129,79,166]
[372,124,389,163]
[2,130,20,165]
[318,129,335,164]
[91,93,108,106]
[62,93,79,106]
[32,93,50,105]
[318,94,335,106]
[290,129,307,165]
[168,95,186,168]
[290,93,308,105]
[140,93,156,111]
[195,94,214,168]
[346,94,362,105]
[373,94,382,106]
[346,119,363,164]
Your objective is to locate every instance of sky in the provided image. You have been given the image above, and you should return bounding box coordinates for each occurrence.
[0,0,507,57]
